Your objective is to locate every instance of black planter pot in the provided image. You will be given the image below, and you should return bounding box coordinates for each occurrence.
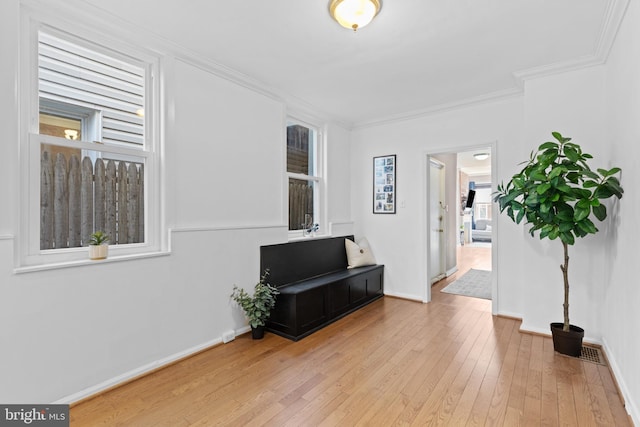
[251,325,265,340]
[550,322,584,357]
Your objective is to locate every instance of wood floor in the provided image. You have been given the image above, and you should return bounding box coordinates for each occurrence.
[70,245,631,426]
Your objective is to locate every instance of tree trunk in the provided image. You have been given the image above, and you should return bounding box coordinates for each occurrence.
[560,241,570,332]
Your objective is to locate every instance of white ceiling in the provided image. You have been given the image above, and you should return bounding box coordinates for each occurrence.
[81,0,613,128]
[458,149,492,177]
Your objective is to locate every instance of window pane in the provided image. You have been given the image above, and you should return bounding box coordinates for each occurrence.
[287,124,315,176]
[288,178,315,230]
[40,113,83,170]
[39,31,145,147]
[40,113,81,140]
[40,143,145,249]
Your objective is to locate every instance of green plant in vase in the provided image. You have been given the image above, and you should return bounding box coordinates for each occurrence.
[231,270,279,339]
[88,231,109,260]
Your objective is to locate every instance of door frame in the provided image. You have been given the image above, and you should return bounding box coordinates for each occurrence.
[422,142,498,315]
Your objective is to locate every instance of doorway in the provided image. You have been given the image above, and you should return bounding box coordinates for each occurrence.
[424,144,496,313]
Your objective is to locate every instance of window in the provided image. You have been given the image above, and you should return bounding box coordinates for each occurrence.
[286,120,322,234]
[472,185,493,220]
[19,22,162,267]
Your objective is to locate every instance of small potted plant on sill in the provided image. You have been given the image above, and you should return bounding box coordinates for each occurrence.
[230,270,279,339]
[89,231,109,260]
[494,132,623,357]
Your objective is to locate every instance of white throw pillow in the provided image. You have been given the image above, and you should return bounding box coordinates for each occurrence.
[485,225,492,232]
[345,238,377,269]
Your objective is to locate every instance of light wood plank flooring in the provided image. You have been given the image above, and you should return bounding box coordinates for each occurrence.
[70,246,631,426]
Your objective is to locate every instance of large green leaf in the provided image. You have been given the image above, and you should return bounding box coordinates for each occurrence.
[577,218,598,234]
[574,204,590,222]
[555,183,572,193]
[531,171,548,181]
[594,186,614,199]
[592,204,607,221]
[558,221,573,233]
[599,167,621,177]
[560,231,575,245]
[605,179,624,199]
[525,193,539,206]
[539,141,558,150]
[536,183,552,195]
[582,169,600,180]
[564,146,580,162]
[552,132,570,143]
[556,209,573,222]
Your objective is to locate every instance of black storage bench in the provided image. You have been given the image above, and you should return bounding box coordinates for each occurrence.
[260,235,384,341]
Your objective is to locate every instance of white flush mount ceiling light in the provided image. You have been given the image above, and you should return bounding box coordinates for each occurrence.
[473,153,490,161]
[329,0,382,31]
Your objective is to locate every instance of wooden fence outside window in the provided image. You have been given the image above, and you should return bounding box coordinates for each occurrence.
[288,180,313,231]
[40,150,144,249]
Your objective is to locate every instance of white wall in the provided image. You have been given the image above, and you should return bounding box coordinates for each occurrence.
[326,123,353,230]
[519,66,609,340]
[350,19,638,421]
[602,0,640,421]
[350,98,524,308]
[0,0,353,403]
[169,58,285,229]
[0,0,18,237]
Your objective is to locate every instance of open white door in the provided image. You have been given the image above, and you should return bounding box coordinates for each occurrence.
[429,158,446,284]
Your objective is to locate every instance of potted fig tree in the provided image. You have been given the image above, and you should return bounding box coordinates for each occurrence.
[494,132,623,356]
[230,270,279,339]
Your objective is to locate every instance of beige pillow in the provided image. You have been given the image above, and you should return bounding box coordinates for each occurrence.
[345,238,377,269]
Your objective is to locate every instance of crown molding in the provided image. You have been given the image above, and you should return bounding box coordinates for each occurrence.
[20,0,348,129]
[513,0,629,87]
[352,87,523,130]
[23,0,283,102]
[593,0,630,63]
[354,0,630,130]
[20,0,630,133]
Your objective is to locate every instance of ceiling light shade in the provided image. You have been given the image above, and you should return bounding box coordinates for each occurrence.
[473,153,490,161]
[329,0,382,31]
[64,129,79,140]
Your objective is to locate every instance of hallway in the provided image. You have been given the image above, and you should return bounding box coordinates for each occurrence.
[432,244,492,294]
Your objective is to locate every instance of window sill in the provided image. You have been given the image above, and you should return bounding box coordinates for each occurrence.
[288,233,330,242]
[14,250,171,274]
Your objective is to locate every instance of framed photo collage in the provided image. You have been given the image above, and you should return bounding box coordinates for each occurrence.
[373,154,396,214]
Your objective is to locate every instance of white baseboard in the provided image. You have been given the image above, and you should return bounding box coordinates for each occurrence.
[384,290,424,302]
[519,322,602,346]
[602,337,638,425]
[496,310,523,320]
[54,327,251,405]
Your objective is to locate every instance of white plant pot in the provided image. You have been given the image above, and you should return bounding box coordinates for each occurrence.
[89,244,108,260]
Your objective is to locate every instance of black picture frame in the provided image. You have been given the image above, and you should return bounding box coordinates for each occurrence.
[373,154,396,214]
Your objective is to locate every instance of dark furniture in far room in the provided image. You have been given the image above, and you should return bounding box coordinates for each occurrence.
[260,235,384,341]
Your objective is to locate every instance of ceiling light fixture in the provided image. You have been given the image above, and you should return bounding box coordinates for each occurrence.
[473,153,490,161]
[64,129,79,140]
[329,0,382,32]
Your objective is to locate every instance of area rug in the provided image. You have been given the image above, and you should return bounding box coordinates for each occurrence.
[441,269,492,300]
